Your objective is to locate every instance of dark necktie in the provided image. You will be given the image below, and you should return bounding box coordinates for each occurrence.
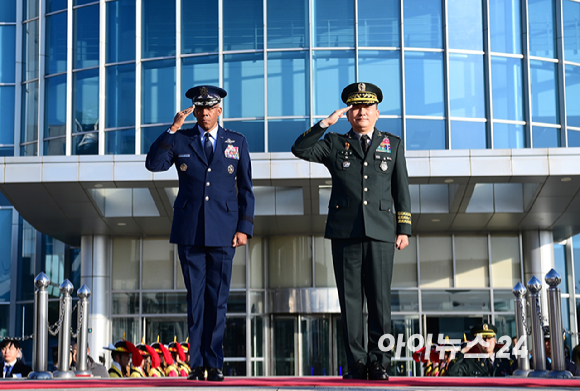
[204,133,213,162]
[4,365,12,378]
[486,358,493,374]
[361,134,370,155]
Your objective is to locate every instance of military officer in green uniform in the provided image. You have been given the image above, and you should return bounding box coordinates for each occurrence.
[447,323,513,377]
[292,82,412,381]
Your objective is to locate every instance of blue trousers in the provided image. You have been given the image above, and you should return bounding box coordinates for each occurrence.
[178,245,235,369]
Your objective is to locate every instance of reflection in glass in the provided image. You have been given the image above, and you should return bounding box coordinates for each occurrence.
[358,51,400,115]
[528,0,555,58]
[45,75,67,139]
[405,52,444,116]
[181,56,219,109]
[273,317,296,375]
[358,0,399,47]
[268,120,309,153]
[251,316,264,357]
[47,0,67,13]
[455,236,489,288]
[267,0,307,48]
[223,0,263,51]
[227,292,246,313]
[0,1,16,22]
[74,5,99,69]
[0,148,13,157]
[301,317,330,376]
[447,0,483,50]
[375,118,401,137]
[564,0,580,63]
[106,0,136,63]
[106,64,136,128]
[566,65,580,128]
[569,129,580,148]
[391,291,419,311]
[223,317,246,357]
[419,236,452,288]
[21,81,39,147]
[313,51,355,116]
[449,54,485,118]
[143,292,187,314]
[406,119,445,151]
[493,290,516,312]
[553,242,568,294]
[23,0,39,21]
[493,122,524,149]
[0,26,16,83]
[422,290,491,312]
[112,238,140,290]
[73,69,99,132]
[0,210,12,302]
[222,121,264,153]
[106,128,135,154]
[492,56,523,121]
[141,125,168,154]
[532,126,560,148]
[267,52,309,117]
[269,236,312,288]
[142,0,176,58]
[403,0,442,49]
[112,292,139,315]
[46,12,67,75]
[250,237,263,289]
[530,60,559,124]
[490,235,521,288]
[72,132,98,155]
[231,248,246,289]
[22,20,39,81]
[145,317,188,346]
[494,315,516,341]
[0,87,15,144]
[224,53,264,119]
[314,237,335,288]
[250,292,264,314]
[392,236,417,287]
[17,219,36,301]
[451,121,487,149]
[112,318,139,345]
[574,234,580,295]
[182,0,217,53]
[314,0,354,48]
[142,60,175,125]
[0,305,8,337]
[223,361,246,377]
[489,0,522,54]
[142,239,174,290]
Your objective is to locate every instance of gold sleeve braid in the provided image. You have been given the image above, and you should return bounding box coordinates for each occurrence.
[397,211,412,225]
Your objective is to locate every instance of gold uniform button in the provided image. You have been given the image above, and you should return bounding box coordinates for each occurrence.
[363,200,368,205]
[364,175,368,179]
[205,196,209,201]
[364,188,368,192]
[364,162,368,166]
[336,205,339,209]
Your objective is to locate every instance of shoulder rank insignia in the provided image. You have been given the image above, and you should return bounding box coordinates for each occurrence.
[225,138,235,144]
[345,142,350,151]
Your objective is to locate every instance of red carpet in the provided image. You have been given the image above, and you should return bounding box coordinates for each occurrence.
[0,376,579,389]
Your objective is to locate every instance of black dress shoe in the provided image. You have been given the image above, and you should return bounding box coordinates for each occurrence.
[207,367,224,381]
[187,367,205,380]
[368,361,389,380]
[343,360,367,380]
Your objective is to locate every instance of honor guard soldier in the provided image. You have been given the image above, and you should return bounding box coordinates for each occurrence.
[292,82,412,381]
[168,337,191,377]
[104,338,139,378]
[181,338,191,367]
[447,323,513,377]
[128,343,145,378]
[151,339,179,377]
[136,340,164,377]
[146,85,255,382]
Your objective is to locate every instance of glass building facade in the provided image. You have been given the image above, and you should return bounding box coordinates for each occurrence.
[2,0,580,377]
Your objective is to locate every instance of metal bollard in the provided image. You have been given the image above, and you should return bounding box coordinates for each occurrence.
[545,269,573,379]
[512,282,531,377]
[75,285,92,377]
[28,272,53,380]
[527,276,549,377]
[53,280,76,379]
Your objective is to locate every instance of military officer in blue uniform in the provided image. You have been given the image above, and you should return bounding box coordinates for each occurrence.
[292,82,412,381]
[145,85,255,381]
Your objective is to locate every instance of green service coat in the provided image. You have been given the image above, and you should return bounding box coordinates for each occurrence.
[447,353,513,377]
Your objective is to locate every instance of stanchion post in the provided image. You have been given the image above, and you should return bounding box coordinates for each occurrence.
[512,282,531,377]
[53,280,76,379]
[545,269,573,379]
[526,276,549,377]
[28,272,53,380]
[75,285,92,377]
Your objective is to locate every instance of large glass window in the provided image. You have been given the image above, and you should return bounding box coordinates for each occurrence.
[403,0,442,49]
[74,5,99,69]
[449,54,485,118]
[142,0,176,58]
[419,235,452,288]
[106,128,135,155]
[569,129,580,148]
[106,0,136,63]
[269,236,312,288]
[491,56,523,121]
[23,0,39,21]
[489,0,522,54]
[223,0,263,51]
[141,125,168,154]
[528,0,556,58]
[182,0,218,53]
[142,59,175,125]
[0,1,16,22]
[530,60,559,124]
[376,118,401,137]
[565,65,580,128]
[313,0,354,48]
[358,0,399,48]
[0,26,15,83]
[392,236,417,287]
[455,236,489,288]
[268,119,309,153]
[451,121,487,149]
[46,11,67,75]
[447,0,483,51]
[358,51,400,116]
[47,0,66,13]
[406,119,445,151]
[532,126,560,148]
[44,75,67,150]
[490,235,521,288]
[267,0,308,49]
[142,239,174,290]
[404,52,444,116]
[223,53,264,119]
[17,219,36,301]
[564,0,580,64]
[313,51,355,116]
[267,51,309,117]
[106,64,136,128]
[21,81,39,149]
[0,209,12,302]
[0,87,15,145]
[223,120,264,153]
[73,68,99,133]
[493,122,525,149]
[112,238,140,290]
[181,56,219,110]
[22,20,39,81]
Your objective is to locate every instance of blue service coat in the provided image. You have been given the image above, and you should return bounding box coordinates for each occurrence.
[145,125,255,246]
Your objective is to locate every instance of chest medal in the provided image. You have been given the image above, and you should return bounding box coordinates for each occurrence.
[180,163,187,171]
[343,161,351,168]
[380,161,388,171]
[228,165,234,174]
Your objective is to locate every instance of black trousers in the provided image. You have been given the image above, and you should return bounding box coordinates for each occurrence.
[331,238,395,368]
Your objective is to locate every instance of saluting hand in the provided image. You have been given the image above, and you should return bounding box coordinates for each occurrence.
[320,106,352,128]
[169,106,195,133]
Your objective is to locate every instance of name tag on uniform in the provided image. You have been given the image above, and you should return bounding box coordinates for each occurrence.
[224,145,239,159]
[178,154,190,158]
